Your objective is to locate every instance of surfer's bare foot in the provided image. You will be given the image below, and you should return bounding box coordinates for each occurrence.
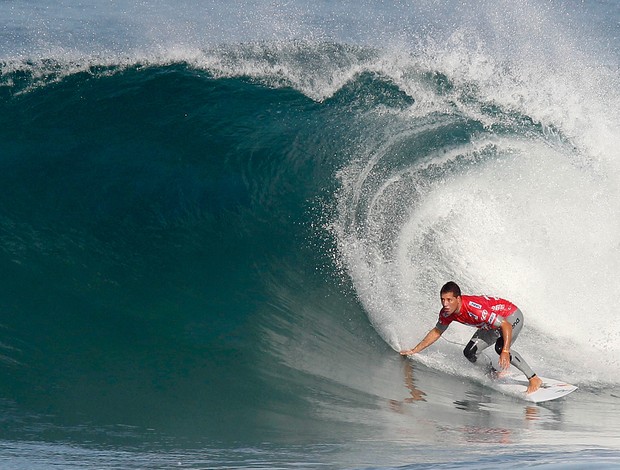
[526,375,543,394]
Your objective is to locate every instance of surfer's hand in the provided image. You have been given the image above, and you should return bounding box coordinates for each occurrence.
[499,350,511,369]
[400,349,414,356]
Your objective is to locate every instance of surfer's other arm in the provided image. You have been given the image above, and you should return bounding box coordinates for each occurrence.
[498,319,513,369]
[400,327,443,355]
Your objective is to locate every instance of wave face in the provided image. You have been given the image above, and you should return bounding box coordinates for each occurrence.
[0,60,361,442]
[1,0,620,467]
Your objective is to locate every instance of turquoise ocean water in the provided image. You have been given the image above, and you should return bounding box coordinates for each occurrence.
[1,1,620,468]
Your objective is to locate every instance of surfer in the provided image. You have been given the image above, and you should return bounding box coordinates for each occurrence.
[400,281,543,394]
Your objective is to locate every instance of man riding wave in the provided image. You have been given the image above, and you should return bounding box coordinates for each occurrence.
[400,281,543,394]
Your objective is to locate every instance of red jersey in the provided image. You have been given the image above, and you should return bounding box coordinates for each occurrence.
[436,295,518,331]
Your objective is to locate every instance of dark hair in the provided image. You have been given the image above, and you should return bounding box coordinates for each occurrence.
[440,281,461,297]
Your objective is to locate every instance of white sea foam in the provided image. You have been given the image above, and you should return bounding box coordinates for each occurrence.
[332,6,620,385]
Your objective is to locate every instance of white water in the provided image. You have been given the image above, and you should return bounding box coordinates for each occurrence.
[332,4,620,386]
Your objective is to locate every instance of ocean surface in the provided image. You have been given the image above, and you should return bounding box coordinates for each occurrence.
[1,0,620,468]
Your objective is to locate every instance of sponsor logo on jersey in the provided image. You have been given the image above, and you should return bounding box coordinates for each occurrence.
[468,301,482,309]
[481,310,489,321]
[491,304,505,311]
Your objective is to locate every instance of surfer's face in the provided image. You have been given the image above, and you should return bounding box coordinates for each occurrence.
[441,292,461,315]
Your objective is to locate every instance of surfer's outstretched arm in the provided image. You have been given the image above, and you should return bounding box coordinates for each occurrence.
[400,327,443,356]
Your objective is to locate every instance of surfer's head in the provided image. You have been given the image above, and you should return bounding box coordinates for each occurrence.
[440,281,462,315]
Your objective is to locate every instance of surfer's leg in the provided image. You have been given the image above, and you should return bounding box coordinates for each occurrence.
[463,329,499,370]
[494,310,536,379]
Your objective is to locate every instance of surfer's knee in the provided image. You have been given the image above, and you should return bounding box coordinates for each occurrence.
[494,339,504,356]
[463,341,478,363]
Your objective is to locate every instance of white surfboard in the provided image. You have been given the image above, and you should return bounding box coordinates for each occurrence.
[492,375,577,403]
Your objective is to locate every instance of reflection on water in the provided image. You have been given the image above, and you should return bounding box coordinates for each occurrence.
[389,358,427,413]
[385,357,614,450]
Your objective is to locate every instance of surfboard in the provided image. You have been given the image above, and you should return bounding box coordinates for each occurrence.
[492,374,577,403]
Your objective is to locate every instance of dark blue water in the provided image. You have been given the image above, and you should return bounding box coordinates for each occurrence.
[1,1,619,468]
